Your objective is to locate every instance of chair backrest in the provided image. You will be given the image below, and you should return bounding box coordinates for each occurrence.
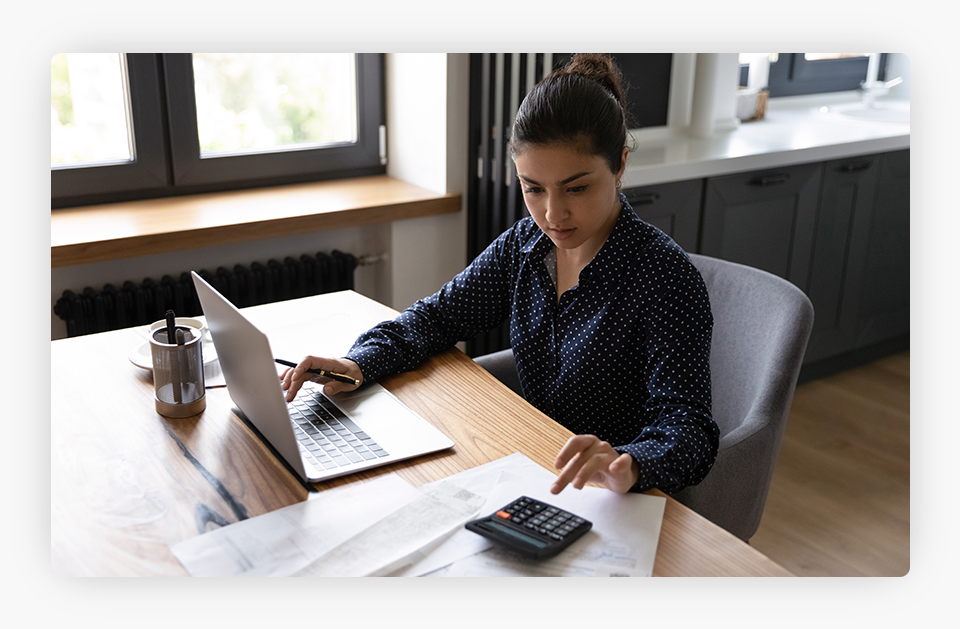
[673,254,814,540]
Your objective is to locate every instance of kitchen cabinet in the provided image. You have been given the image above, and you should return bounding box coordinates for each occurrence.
[623,179,704,254]
[694,150,909,367]
[804,150,909,363]
[844,149,910,348]
[700,162,822,292]
[804,154,882,362]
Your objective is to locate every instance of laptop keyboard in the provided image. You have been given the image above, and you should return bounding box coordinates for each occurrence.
[287,389,389,471]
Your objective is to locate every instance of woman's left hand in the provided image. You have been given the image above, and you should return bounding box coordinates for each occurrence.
[550,434,640,495]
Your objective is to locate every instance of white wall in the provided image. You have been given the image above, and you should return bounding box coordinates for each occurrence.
[50,54,470,340]
[385,53,469,311]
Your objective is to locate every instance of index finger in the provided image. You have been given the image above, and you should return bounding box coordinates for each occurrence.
[282,357,326,401]
[551,449,586,494]
[554,434,599,470]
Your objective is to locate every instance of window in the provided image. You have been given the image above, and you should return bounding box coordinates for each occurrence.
[192,54,358,157]
[738,53,889,97]
[51,53,134,167]
[51,54,169,206]
[52,53,385,209]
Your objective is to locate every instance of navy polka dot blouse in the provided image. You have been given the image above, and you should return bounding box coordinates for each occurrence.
[346,196,719,494]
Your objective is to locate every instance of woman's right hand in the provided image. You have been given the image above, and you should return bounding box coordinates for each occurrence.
[281,356,364,402]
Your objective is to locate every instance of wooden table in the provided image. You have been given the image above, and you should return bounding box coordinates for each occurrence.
[50,290,792,577]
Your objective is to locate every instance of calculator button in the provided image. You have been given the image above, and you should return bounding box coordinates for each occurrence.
[496,510,511,519]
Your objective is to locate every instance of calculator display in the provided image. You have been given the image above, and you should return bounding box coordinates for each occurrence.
[481,519,548,548]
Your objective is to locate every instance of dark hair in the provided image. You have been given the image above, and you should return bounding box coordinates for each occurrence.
[509,54,631,174]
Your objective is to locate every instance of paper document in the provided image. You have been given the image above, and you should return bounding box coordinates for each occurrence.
[170,452,665,577]
[443,474,665,577]
[391,453,665,577]
[170,474,421,576]
[383,452,550,576]
[293,481,485,577]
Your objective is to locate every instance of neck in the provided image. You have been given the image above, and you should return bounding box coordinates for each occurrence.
[558,198,621,269]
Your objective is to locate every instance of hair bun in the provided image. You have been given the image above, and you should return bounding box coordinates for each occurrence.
[559,53,627,108]
[511,52,631,174]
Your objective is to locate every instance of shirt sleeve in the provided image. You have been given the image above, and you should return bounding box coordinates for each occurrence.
[344,225,523,384]
[614,249,719,494]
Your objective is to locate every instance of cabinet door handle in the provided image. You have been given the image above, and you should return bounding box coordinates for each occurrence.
[750,174,790,187]
[837,161,873,173]
[629,193,660,206]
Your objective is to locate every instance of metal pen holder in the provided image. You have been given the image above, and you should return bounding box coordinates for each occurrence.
[149,326,206,418]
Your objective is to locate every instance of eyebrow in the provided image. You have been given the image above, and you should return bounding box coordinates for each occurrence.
[518,171,592,186]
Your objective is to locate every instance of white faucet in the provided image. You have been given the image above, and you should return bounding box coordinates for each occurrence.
[860,76,903,108]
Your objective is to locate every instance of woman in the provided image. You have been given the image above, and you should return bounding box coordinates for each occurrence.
[282,54,718,497]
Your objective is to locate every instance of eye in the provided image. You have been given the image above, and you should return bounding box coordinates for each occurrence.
[522,186,543,194]
[567,185,587,194]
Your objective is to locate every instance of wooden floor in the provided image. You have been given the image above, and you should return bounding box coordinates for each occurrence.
[749,351,910,577]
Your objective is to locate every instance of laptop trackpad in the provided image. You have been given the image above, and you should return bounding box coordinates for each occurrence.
[326,384,452,454]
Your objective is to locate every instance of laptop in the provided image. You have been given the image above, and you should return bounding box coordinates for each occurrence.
[191,271,454,484]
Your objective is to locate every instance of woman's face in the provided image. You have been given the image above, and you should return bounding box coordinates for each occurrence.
[514,142,627,260]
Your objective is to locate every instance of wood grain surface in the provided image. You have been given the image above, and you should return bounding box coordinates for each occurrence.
[51,175,461,267]
[50,290,791,577]
[750,351,910,576]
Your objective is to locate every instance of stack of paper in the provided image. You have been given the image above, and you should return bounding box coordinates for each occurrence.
[170,453,666,577]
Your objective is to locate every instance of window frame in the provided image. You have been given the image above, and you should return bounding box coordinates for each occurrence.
[163,53,385,189]
[52,53,386,209]
[51,54,171,207]
[739,53,889,98]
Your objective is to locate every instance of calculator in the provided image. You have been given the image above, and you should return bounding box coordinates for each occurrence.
[464,496,592,559]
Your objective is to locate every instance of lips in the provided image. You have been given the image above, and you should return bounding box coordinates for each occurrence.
[548,227,575,241]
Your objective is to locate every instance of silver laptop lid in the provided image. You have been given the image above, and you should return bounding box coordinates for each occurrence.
[191,271,310,479]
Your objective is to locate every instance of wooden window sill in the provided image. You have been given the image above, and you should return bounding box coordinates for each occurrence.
[51,175,462,268]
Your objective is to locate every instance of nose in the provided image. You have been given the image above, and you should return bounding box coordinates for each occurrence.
[544,194,568,226]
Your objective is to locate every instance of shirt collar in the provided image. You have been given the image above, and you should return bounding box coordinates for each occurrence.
[586,194,638,284]
[520,225,552,258]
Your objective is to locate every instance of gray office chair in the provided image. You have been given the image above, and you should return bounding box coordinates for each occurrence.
[474,253,814,541]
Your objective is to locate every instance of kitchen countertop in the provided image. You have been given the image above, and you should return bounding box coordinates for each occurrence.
[621,93,910,188]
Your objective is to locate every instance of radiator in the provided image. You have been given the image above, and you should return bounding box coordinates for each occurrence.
[54,250,359,338]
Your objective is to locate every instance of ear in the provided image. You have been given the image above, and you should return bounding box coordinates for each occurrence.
[616,147,628,180]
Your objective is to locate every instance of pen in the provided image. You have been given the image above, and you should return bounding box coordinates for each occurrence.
[275,359,361,386]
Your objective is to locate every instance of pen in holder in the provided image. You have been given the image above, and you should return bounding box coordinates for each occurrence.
[149,321,206,418]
